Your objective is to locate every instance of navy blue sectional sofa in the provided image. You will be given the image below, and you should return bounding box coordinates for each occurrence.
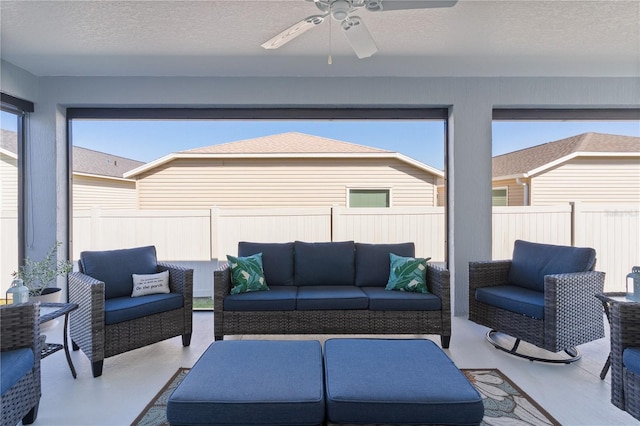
[214,241,451,347]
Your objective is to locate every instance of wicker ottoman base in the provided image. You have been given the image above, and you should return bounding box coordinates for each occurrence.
[166,340,325,426]
[324,339,484,426]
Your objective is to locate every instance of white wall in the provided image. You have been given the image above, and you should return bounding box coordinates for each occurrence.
[2,60,639,314]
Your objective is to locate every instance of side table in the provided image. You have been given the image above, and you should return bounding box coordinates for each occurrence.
[39,302,79,379]
[595,292,639,380]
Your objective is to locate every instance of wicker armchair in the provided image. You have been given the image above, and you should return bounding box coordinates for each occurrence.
[610,302,640,420]
[69,246,193,377]
[1,302,41,426]
[468,240,605,363]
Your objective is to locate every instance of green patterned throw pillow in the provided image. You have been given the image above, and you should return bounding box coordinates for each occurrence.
[227,253,269,295]
[385,253,430,293]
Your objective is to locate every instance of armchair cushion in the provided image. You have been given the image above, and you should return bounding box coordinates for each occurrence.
[475,285,545,319]
[0,348,34,394]
[224,286,298,311]
[624,347,640,376]
[238,242,295,286]
[355,242,415,287]
[508,240,596,292]
[295,241,355,286]
[104,293,184,325]
[80,245,158,299]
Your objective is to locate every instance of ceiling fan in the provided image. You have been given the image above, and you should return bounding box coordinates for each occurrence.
[261,0,458,59]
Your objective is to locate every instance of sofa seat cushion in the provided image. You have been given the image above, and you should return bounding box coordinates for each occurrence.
[238,242,295,286]
[1,348,34,395]
[104,293,184,325]
[355,242,415,287]
[224,286,298,311]
[508,240,596,292]
[296,286,368,310]
[295,241,355,286]
[624,347,640,376]
[80,245,158,299]
[361,287,441,311]
[475,285,545,319]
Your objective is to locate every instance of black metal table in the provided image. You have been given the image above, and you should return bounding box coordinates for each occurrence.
[595,292,639,380]
[39,302,79,379]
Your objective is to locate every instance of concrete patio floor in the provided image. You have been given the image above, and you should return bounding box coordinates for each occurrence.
[32,312,635,425]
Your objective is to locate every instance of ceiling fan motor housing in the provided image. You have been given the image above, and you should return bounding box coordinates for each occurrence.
[331,0,351,21]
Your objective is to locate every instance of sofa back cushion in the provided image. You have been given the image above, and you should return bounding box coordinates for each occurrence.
[508,240,596,292]
[80,245,158,299]
[354,243,415,287]
[294,241,356,286]
[238,242,295,286]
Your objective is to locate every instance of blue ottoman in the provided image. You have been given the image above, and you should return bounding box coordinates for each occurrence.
[166,340,325,426]
[324,339,484,425]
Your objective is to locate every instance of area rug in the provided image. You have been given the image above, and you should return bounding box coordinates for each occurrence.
[131,368,560,426]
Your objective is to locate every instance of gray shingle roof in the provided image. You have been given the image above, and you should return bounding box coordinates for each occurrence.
[1,129,143,178]
[493,132,640,178]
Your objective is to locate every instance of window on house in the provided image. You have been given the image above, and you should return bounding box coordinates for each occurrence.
[348,189,390,208]
[492,188,507,206]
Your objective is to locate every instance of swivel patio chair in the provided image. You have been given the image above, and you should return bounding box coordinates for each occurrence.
[69,245,193,377]
[610,302,640,420]
[468,239,605,363]
[1,302,41,426]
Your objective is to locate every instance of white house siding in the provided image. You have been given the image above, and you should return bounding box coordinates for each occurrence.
[73,175,138,209]
[1,153,18,210]
[492,178,526,206]
[531,157,640,205]
[135,157,438,209]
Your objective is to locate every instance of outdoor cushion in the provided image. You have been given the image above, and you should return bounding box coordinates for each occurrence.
[354,242,415,287]
[238,242,295,286]
[0,348,34,395]
[227,253,269,294]
[624,347,640,376]
[80,245,158,299]
[324,339,484,425]
[475,285,545,319]
[362,286,441,311]
[104,293,183,325]
[166,340,325,426]
[223,286,298,311]
[385,253,430,293]
[508,240,596,292]
[296,286,368,310]
[294,241,355,286]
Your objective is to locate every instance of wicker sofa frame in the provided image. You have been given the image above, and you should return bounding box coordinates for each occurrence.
[69,263,193,378]
[214,263,451,347]
[0,302,41,426]
[610,302,640,420]
[468,260,605,355]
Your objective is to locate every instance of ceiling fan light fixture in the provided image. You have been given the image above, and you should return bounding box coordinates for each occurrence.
[331,0,351,21]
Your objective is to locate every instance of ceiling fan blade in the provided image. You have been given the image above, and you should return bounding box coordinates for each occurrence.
[341,16,378,59]
[367,0,458,11]
[261,15,327,50]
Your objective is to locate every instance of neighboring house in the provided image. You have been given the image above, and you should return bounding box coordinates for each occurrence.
[438,133,640,206]
[492,133,639,206]
[124,132,444,209]
[1,129,143,209]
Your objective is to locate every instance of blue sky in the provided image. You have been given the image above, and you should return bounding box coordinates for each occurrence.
[2,112,639,170]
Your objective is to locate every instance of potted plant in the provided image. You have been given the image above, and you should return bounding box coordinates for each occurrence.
[12,241,73,302]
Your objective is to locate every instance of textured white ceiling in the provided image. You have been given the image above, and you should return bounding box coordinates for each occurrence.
[1,0,638,77]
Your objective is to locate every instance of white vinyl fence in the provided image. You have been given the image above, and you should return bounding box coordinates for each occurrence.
[68,203,639,297]
[2,203,637,297]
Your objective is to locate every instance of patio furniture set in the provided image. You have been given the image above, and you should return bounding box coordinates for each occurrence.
[2,239,638,425]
